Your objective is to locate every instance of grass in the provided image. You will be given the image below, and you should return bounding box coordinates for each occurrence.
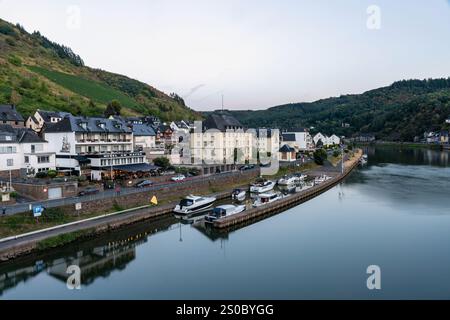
[36,230,92,251]
[28,65,140,108]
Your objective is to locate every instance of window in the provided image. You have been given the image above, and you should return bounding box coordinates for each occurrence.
[7,159,13,166]
[38,156,50,164]
[0,146,16,154]
[24,156,29,164]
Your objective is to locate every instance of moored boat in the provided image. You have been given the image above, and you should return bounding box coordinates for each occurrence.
[173,195,216,215]
[250,179,276,193]
[277,175,298,186]
[231,189,246,201]
[252,192,284,207]
[205,204,246,223]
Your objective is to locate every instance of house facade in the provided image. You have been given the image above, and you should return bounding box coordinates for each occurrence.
[189,114,255,165]
[281,128,313,151]
[279,144,296,162]
[313,133,341,147]
[44,115,147,180]
[0,124,56,180]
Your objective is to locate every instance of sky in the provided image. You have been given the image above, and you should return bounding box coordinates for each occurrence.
[1,0,450,111]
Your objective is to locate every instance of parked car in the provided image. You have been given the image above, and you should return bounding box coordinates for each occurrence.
[171,174,186,182]
[134,180,154,188]
[78,187,100,197]
[240,164,255,171]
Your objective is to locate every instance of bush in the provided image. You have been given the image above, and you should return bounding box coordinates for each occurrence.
[8,54,22,67]
[10,191,18,198]
[333,150,340,158]
[47,170,58,179]
[42,207,66,223]
[35,172,48,178]
[5,37,16,46]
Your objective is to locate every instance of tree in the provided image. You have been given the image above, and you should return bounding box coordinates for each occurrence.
[313,149,328,165]
[153,157,170,169]
[104,100,122,117]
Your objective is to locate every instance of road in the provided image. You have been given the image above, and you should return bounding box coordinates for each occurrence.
[1,169,259,216]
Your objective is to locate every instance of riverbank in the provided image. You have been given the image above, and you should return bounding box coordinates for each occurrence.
[357,141,442,149]
[0,151,361,263]
[210,150,362,229]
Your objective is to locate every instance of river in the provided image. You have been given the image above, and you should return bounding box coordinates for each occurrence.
[1,146,449,299]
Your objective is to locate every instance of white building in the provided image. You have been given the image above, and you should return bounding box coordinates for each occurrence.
[281,128,314,151]
[313,133,340,147]
[189,114,255,165]
[44,115,149,180]
[0,124,56,180]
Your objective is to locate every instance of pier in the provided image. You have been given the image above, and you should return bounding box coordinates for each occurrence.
[212,150,363,229]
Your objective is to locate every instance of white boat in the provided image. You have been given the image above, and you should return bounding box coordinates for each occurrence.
[250,179,276,193]
[231,189,246,201]
[294,173,308,181]
[314,175,332,184]
[205,204,246,223]
[277,175,298,186]
[252,192,284,207]
[173,195,216,215]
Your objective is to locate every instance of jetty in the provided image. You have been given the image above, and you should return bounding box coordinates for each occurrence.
[212,150,363,229]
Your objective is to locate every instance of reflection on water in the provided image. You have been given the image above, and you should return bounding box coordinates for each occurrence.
[1,146,450,299]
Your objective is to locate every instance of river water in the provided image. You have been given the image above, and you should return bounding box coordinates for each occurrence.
[1,146,449,300]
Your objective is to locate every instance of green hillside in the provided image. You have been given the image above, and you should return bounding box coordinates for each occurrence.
[222,79,450,141]
[0,18,200,120]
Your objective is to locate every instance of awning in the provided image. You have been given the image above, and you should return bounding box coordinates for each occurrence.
[113,163,160,172]
[74,156,91,164]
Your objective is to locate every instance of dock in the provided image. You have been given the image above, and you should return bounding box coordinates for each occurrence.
[212,150,363,229]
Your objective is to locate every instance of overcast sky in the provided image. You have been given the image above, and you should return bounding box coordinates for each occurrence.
[2,0,450,111]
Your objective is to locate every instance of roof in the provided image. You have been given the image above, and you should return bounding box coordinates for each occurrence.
[45,115,131,134]
[279,144,295,153]
[0,124,46,144]
[37,110,71,122]
[131,124,156,136]
[281,133,296,142]
[203,114,243,132]
[0,105,24,122]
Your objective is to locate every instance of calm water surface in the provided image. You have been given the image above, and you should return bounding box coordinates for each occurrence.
[1,146,450,299]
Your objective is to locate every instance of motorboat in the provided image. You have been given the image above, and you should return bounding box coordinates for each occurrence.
[205,204,246,223]
[277,175,298,186]
[294,173,308,181]
[173,195,216,215]
[250,179,276,193]
[231,189,246,201]
[314,175,332,184]
[252,192,284,207]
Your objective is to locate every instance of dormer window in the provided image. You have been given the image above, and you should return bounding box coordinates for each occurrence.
[80,122,87,130]
[99,123,106,129]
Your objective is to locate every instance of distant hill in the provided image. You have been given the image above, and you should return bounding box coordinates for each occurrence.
[0,18,200,121]
[220,79,450,141]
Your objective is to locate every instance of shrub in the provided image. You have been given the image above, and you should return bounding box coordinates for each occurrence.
[333,150,340,158]
[5,37,16,46]
[42,207,66,223]
[10,191,18,198]
[35,172,48,178]
[47,170,58,179]
[8,54,22,67]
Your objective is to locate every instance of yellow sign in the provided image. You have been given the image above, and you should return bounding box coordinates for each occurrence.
[150,195,158,205]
